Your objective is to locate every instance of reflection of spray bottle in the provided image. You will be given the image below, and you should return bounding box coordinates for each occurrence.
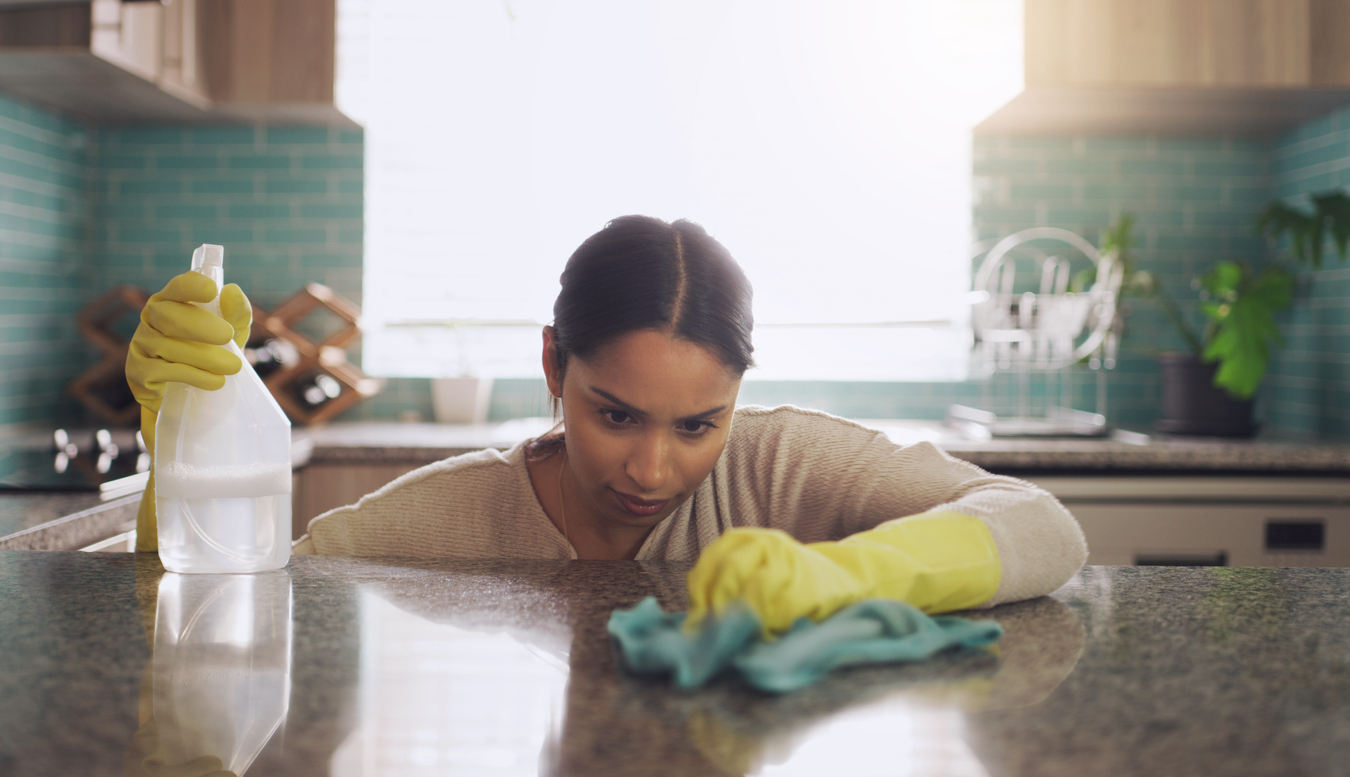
[155,244,292,574]
[145,572,293,776]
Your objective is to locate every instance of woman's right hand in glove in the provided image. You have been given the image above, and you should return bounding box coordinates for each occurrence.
[127,271,250,413]
[125,271,251,551]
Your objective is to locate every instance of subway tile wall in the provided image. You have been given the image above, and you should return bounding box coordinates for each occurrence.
[970,135,1274,432]
[88,124,364,320]
[5,89,1350,437]
[86,123,370,423]
[0,96,89,433]
[1267,105,1350,440]
[0,100,366,434]
[490,125,1350,432]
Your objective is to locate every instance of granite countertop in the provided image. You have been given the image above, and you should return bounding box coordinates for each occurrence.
[1,552,1345,776]
[0,493,140,551]
[299,417,1350,473]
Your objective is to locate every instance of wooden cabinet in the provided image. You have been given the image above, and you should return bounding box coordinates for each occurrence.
[1024,0,1348,88]
[291,462,425,540]
[0,0,352,125]
[978,0,1350,135]
[198,0,344,124]
[1028,475,1350,567]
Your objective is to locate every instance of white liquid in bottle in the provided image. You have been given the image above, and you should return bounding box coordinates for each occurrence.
[155,244,292,573]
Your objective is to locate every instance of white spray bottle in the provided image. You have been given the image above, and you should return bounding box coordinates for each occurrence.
[155,244,292,573]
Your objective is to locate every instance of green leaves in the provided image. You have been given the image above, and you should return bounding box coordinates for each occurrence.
[1099,190,1350,401]
[1255,192,1350,268]
[1317,192,1350,262]
[1198,261,1293,399]
[1099,212,1137,262]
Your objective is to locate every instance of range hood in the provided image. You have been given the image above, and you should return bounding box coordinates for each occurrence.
[974,85,1350,138]
[983,0,1350,137]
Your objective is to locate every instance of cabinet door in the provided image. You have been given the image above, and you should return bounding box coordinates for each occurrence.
[1025,0,1329,87]
[1069,502,1350,567]
[198,0,336,104]
[292,463,421,539]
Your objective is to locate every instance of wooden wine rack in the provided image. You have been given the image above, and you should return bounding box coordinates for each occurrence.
[248,283,383,426]
[68,282,381,427]
[67,285,150,426]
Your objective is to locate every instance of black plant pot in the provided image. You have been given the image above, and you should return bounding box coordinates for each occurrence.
[1155,353,1257,437]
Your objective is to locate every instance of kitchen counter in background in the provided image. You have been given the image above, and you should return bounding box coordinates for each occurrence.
[0,492,140,551]
[3,551,1348,776]
[296,417,1350,473]
[5,416,1350,560]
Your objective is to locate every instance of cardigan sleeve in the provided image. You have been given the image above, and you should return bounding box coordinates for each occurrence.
[722,406,1088,606]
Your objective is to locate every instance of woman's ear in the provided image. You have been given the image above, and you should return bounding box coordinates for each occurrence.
[542,326,563,399]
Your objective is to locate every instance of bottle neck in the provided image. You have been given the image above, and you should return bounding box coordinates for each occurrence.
[190,265,225,316]
[194,265,224,289]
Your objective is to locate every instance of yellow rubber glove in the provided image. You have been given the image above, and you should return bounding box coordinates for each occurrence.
[687,511,1002,636]
[126,272,251,552]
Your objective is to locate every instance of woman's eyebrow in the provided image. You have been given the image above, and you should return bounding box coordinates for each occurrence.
[588,387,727,420]
[589,387,646,417]
[683,404,729,420]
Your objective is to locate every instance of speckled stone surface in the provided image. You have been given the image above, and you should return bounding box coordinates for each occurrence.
[931,433,1350,473]
[1,552,1346,776]
[0,494,138,550]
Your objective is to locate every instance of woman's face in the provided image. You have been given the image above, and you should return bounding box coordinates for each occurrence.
[546,328,742,538]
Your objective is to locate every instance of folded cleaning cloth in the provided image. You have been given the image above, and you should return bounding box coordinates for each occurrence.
[607,597,1003,693]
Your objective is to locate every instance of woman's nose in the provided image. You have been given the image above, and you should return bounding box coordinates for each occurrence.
[626,433,670,493]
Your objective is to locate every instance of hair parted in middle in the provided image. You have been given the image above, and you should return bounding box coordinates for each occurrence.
[549,214,755,379]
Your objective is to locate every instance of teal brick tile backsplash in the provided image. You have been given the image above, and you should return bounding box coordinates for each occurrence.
[972,133,1272,431]
[1263,114,1350,442]
[974,108,1350,441]
[1,101,365,433]
[89,123,364,313]
[6,84,1350,438]
[0,95,88,432]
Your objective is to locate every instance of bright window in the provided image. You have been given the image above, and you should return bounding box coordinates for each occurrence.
[337,0,1022,380]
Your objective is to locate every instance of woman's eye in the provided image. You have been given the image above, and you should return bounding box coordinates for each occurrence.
[601,410,631,425]
[680,420,713,434]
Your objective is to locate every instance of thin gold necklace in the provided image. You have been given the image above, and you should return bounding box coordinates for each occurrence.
[556,450,570,550]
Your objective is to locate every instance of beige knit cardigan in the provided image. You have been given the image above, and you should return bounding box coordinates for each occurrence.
[295,405,1087,606]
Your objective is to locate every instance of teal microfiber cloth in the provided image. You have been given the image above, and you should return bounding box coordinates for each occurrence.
[607,597,1003,693]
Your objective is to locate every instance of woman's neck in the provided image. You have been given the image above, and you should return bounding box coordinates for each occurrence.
[527,449,650,560]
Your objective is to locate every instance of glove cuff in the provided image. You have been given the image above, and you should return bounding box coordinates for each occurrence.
[829,511,1002,613]
[136,406,158,552]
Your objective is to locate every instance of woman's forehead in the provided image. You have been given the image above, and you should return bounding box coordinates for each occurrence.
[568,330,741,414]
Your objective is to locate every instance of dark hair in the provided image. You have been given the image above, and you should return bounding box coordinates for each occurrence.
[551,215,755,377]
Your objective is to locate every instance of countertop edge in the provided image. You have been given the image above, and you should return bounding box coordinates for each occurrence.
[0,494,140,551]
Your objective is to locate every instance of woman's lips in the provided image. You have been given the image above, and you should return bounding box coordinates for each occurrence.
[612,489,669,517]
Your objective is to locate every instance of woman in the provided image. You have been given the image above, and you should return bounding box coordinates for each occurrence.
[128,215,1087,626]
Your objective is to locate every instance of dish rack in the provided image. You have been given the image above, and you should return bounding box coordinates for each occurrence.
[952,227,1123,438]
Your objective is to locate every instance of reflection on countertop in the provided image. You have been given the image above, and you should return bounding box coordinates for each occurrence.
[2,552,1347,776]
[127,572,293,777]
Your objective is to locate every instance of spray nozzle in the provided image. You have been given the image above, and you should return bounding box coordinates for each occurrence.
[191,244,225,271]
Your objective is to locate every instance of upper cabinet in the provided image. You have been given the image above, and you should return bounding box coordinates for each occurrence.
[976,0,1350,136]
[0,0,353,125]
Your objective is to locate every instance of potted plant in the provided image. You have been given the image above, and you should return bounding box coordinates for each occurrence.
[1104,191,1350,436]
[430,320,495,425]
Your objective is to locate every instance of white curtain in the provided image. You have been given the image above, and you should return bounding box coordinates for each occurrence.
[338,0,1023,379]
